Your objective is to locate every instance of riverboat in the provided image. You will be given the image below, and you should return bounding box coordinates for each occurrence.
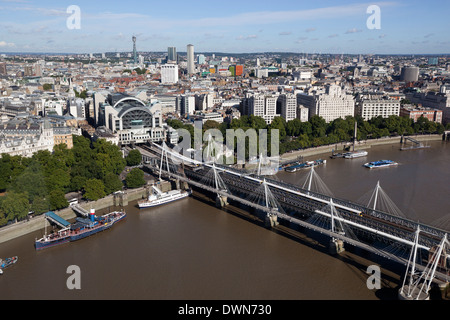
[0,256,18,274]
[35,210,126,250]
[364,160,398,169]
[285,159,326,172]
[138,186,190,208]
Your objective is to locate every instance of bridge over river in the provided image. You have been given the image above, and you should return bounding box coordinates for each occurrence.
[137,143,449,297]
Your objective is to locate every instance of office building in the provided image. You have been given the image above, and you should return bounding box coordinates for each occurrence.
[400,105,443,123]
[278,93,297,121]
[405,85,450,123]
[161,64,179,84]
[247,93,279,124]
[197,54,206,65]
[187,44,195,75]
[168,47,177,62]
[400,66,419,82]
[0,62,7,75]
[297,84,355,122]
[355,94,400,121]
[181,95,195,115]
[0,119,54,157]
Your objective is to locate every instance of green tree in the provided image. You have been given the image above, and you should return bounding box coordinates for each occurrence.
[1,192,29,222]
[126,149,142,166]
[0,155,12,191]
[70,175,87,192]
[83,179,106,201]
[49,190,69,211]
[125,168,146,188]
[30,196,50,216]
[310,115,327,138]
[103,172,123,194]
[268,116,286,139]
[286,118,302,136]
[46,168,71,193]
[93,139,126,175]
[10,167,47,202]
[203,120,220,131]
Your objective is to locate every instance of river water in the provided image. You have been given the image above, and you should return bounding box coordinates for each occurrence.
[0,140,448,300]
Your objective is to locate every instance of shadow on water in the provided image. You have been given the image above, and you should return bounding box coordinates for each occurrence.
[190,188,407,300]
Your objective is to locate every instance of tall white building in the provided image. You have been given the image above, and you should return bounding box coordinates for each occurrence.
[264,95,278,124]
[247,93,280,124]
[181,95,195,115]
[355,94,400,121]
[297,84,355,122]
[161,64,179,84]
[279,93,297,121]
[67,98,87,119]
[247,94,265,118]
[187,44,195,75]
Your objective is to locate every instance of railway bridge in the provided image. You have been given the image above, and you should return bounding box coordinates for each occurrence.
[137,143,449,295]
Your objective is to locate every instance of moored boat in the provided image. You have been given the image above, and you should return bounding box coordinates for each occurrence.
[344,150,368,159]
[0,256,18,273]
[34,209,126,250]
[284,159,326,172]
[138,185,190,208]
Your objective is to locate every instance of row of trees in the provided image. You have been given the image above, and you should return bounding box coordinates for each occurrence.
[170,114,448,158]
[0,136,146,226]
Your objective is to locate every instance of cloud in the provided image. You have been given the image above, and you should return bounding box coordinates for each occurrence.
[328,34,339,38]
[4,6,67,16]
[0,41,15,47]
[236,35,257,40]
[113,33,125,40]
[156,2,399,29]
[279,31,292,36]
[345,28,363,34]
[379,34,387,38]
[424,33,434,38]
[0,0,31,3]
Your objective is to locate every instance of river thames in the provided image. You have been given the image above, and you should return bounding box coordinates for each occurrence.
[0,140,448,300]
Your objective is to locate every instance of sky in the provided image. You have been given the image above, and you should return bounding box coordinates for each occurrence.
[0,0,449,55]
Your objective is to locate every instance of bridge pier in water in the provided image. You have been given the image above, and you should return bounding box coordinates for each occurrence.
[264,214,279,228]
[329,238,345,255]
[215,195,228,208]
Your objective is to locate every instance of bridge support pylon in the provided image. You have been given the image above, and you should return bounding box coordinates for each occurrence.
[329,238,345,255]
[216,194,228,208]
[265,213,279,228]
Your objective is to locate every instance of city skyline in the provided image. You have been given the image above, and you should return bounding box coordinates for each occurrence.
[0,0,449,55]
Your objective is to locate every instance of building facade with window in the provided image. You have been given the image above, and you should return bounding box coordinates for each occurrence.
[100,94,167,145]
[355,94,400,121]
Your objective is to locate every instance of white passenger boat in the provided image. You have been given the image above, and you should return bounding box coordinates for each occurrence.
[344,150,368,159]
[138,186,190,208]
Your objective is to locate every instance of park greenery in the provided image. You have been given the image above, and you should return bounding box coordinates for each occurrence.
[0,135,145,226]
[169,114,448,157]
[0,113,446,226]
